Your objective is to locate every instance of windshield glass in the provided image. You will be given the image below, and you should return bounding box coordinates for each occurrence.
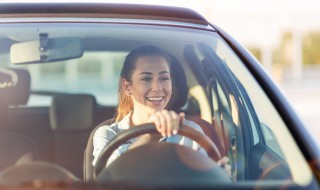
[0,21,314,188]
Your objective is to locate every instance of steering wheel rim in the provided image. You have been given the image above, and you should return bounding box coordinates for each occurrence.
[94,123,221,178]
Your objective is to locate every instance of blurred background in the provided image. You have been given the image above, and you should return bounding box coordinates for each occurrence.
[191,0,320,141]
[125,0,320,141]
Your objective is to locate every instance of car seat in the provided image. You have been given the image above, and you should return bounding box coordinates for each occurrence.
[49,93,96,179]
[0,68,39,171]
[83,56,224,181]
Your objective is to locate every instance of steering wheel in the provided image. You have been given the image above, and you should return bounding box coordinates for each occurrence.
[94,123,222,178]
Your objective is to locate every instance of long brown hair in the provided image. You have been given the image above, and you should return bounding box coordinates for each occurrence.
[115,45,171,122]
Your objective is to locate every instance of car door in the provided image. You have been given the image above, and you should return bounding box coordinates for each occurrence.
[186,42,292,181]
[232,76,292,180]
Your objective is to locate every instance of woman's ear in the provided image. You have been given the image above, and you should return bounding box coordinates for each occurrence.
[122,79,131,96]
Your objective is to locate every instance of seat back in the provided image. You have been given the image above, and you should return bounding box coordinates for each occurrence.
[0,67,31,130]
[83,118,115,181]
[50,94,96,179]
[0,68,39,170]
[1,68,54,163]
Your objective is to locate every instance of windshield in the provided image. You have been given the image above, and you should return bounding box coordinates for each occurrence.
[0,21,315,188]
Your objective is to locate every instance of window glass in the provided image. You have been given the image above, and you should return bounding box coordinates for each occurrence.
[212,37,312,184]
[0,22,313,185]
[16,52,126,106]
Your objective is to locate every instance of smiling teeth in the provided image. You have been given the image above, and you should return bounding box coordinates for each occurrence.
[147,97,163,101]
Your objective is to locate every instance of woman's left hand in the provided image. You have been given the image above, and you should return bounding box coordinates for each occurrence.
[217,156,232,178]
[148,110,185,137]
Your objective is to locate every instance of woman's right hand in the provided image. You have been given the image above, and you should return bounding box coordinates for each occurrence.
[129,110,184,150]
[148,110,185,137]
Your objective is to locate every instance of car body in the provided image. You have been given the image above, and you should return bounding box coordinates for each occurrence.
[0,2,319,189]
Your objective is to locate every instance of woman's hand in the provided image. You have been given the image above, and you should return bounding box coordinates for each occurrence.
[129,110,184,150]
[217,156,232,178]
[148,110,185,137]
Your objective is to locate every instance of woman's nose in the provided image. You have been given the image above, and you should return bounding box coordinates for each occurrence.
[151,79,162,91]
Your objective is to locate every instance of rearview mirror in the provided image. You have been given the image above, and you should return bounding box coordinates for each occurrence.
[10,35,83,64]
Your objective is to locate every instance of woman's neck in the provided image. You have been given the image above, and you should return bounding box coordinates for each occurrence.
[130,110,151,127]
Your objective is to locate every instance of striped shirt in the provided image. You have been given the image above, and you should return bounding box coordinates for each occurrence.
[92,113,206,166]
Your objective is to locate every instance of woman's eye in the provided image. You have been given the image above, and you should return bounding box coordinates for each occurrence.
[142,77,152,81]
[160,77,170,81]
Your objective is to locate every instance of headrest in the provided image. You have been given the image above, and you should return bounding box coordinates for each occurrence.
[0,68,30,106]
[50,94,96,131]
[166,56,188,112]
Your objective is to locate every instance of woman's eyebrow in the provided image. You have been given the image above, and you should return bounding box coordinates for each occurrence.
[139,71,169,75]
[139,72,152,76]
[159,71,170,75]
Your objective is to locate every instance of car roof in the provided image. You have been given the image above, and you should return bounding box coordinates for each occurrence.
[0,3,209,25]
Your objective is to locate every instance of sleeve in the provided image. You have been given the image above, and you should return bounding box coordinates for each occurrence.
[92,124,132,167]
[92,124,121,166]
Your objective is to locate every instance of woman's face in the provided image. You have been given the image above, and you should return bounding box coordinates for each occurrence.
[123,55,172,114]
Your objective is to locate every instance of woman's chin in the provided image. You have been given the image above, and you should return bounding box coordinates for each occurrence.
[146,102,166,110]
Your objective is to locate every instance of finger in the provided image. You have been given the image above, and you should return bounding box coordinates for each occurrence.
[154,117,162,134]
[148,114,161,133]
[156,112,167,137]
[161,110,172,137]
[169,111,179,135]
[225,163,232,177]
[164,110,179,137]
[217,156,229,166]
[179,112,185,124]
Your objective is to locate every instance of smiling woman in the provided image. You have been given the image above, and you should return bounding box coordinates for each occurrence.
[91,45,231,172]
[116,45,173,123]
[0,2,319,190]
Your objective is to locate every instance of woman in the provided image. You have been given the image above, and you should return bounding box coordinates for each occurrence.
[92,45,230,175]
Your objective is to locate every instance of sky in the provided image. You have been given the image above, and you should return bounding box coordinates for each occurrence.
[4,0,320,47]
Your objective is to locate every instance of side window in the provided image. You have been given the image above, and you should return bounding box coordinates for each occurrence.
[189,36,312,184]
[235,78,284,158]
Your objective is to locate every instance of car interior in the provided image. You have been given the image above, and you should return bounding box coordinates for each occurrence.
[0,51,294,184]
[0,67,102,180]
[0,20,315,189]
[0,52,227,182]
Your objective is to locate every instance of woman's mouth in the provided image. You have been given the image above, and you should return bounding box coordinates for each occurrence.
[146,96,164,102]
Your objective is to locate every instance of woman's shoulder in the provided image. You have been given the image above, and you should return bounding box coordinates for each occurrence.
[94,120,119,137]
[94,114,131,136]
